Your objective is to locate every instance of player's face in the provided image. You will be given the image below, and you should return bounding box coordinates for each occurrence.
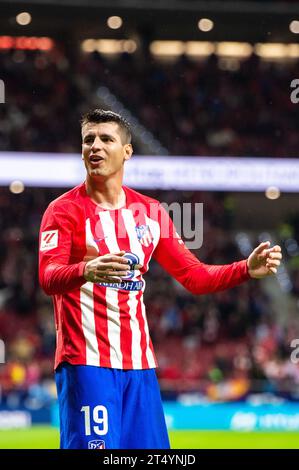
[82,122,132,179]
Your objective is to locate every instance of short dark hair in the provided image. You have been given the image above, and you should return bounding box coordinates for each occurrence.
[81,109,132,144]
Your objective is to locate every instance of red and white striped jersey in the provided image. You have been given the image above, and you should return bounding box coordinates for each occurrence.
[39,183,249,370]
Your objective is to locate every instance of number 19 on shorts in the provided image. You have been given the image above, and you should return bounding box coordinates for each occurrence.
[80,405,108,436]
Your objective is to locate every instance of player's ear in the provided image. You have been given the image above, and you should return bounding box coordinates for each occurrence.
[124,143,133,161]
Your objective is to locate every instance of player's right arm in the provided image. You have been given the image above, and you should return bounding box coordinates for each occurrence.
[39,201,87,295]
[39,202,131,295]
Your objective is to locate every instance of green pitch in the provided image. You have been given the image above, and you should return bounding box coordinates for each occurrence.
[0,426,298,449]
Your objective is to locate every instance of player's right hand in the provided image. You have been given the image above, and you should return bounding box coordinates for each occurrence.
[83,251,131,283]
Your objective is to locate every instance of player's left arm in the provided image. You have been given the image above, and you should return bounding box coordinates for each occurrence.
[153,204,282,295]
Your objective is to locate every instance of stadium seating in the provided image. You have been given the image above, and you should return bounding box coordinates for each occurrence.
[1,48,299,156]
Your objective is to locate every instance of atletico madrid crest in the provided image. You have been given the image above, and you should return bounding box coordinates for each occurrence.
[135,224,153,247]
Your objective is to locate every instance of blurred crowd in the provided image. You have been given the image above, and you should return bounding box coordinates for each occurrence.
[0,45,298,156]
[0,40,299,407]
[0,187,298,408]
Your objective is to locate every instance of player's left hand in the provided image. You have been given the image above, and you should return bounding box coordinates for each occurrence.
[247,241,282,279]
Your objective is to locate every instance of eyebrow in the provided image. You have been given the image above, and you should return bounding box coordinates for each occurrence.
[83,133,116,141]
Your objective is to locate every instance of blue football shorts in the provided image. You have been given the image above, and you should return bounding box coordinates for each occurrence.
[55,363,170,449]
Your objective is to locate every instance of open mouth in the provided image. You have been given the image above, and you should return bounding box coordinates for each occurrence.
[90,155,104,163]
[89,155,105,166]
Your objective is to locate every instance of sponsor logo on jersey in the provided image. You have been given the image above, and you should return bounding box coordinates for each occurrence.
[135,224,153,247]
[122,252,140,280]
[97,280,144,291]
[88,439,105,449]
[97,252,143,290]
[40,230,58,251]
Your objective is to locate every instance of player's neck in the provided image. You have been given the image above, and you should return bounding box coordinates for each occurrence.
[85,178,125,209]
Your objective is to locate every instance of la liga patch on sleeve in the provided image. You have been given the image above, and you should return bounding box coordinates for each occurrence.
[40,230,58,251]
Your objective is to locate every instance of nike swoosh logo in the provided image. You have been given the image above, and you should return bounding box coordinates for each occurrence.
[93,236,108,242]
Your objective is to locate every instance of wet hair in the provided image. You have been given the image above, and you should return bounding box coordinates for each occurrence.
[81,109,132,144]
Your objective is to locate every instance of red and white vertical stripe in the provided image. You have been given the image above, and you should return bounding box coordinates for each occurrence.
[80,218,100,366]
[78,209,160,369]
